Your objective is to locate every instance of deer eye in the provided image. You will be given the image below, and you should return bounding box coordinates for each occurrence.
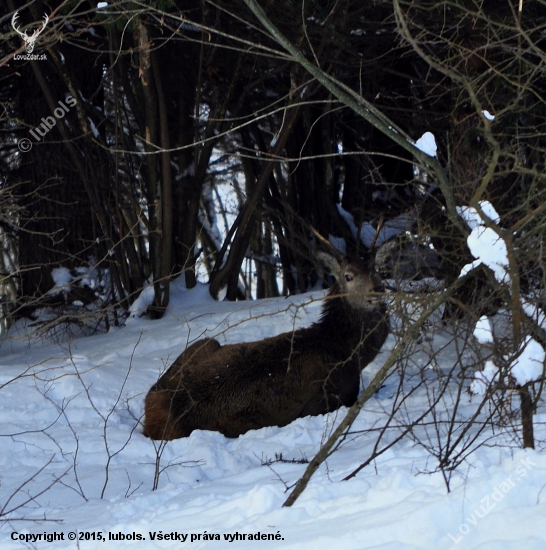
[345,274,353,282]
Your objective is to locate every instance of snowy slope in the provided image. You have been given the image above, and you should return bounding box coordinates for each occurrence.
[0,277,545,549]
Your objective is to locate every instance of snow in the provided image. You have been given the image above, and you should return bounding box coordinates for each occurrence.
[0,277,545,549]
[511,336,545,386]
[471,333,545,393]
[522,300,546,329]
[88,117,100,138]
[458,202,509,285]
[51,267,73,287]
[414,132,437,157]
[470,360,499,395]
[336,204,415,248]
[328,235,346,255]
[460,201,546,392]
[457,202,500,230]
[128,284,155,319]
[467,226,510,285]
[474,315,493,344]
[48,266,73,295]
[482,110,495,121]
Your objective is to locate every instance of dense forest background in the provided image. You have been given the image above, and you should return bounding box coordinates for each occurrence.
[1,0,546,335]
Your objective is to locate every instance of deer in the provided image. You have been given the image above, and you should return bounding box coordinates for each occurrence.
[143,247,389,440]
[12,11,49,54]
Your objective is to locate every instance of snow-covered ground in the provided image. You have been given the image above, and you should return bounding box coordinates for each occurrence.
[0,278,545,549]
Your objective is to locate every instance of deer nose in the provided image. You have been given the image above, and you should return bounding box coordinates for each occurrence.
[367,292,383,306]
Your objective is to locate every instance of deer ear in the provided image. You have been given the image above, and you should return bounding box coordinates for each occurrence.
[317,251,342,278]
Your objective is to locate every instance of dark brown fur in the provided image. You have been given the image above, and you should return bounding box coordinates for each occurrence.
[143,253,389,439]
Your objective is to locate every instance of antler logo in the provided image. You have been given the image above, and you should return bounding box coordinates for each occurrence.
[12,11,49,54]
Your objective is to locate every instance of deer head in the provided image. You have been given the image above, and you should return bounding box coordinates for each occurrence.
[12,11,49,54]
